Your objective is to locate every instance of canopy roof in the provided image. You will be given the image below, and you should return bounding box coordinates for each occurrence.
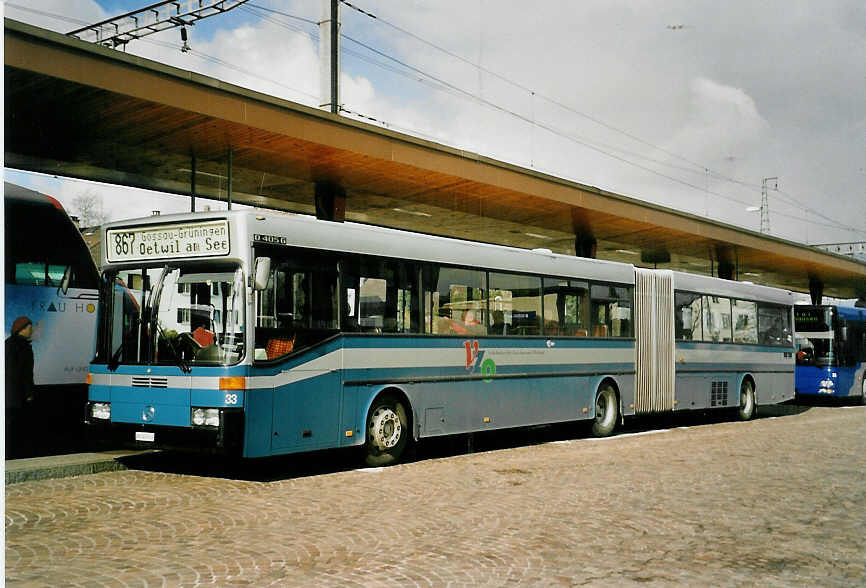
[5,19,865,298]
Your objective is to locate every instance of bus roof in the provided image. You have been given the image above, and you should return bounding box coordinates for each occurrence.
[103,209,636,284]
[103,209,797,304]
[672,270,794,306]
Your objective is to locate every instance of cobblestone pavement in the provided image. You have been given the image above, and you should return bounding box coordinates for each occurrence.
[6,405,866,586]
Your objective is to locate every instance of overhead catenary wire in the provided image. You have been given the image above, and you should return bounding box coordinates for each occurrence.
[6,2,862,238]
[333,0,864,238]
[336,31,863,234]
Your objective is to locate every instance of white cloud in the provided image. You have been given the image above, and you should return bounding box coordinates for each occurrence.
[4,0,865,243]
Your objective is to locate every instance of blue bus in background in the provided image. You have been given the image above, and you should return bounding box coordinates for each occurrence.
[795,305,866,404]
[85,209,795,465]
[4,183,100,455]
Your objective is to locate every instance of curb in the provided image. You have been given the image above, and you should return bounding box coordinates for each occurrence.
[5,451,153,485]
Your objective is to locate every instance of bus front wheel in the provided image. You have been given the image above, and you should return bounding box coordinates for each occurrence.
[738,380,756,421]
[591,384,618,437]
[364,394,409,466]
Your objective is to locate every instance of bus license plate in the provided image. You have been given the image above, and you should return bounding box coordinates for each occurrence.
[135,431,155,443]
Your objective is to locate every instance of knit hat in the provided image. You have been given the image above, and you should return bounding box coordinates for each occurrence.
[11,316,32,336]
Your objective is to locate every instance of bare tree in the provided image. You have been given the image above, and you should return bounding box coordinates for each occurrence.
[71,190,109,228]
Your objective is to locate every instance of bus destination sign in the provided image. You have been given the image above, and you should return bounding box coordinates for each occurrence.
[106,220,230,263]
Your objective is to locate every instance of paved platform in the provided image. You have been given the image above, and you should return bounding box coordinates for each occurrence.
[6,405,866,586]
[5,450,154,485]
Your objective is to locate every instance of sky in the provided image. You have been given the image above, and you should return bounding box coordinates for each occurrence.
[3,0,865,246]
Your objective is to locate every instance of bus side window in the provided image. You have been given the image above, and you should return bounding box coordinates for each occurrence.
[425,265,487,336]
[342,256,419,334]
[702,296,732,343]
[590,284,633,338]
[490,272,542,336]
[757,304,786,346]
[543,279,589,336]
[732,300,758,344]
[675,292,702,341]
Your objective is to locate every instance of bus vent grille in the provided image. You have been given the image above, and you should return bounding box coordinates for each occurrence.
[711,381,728,407]
[131,376,169,388]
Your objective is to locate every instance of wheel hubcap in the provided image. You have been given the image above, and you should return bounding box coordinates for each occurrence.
[596,391,612,425]
[370,407,401,450]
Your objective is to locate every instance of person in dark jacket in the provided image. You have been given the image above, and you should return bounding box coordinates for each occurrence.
[6,316,35,458]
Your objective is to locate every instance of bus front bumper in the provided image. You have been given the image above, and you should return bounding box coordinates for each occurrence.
[85,404,245,456]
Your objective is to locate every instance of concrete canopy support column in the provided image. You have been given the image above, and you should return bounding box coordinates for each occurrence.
[714,246,736,280]
[572,209,596,258]
[574,234,597,259]
[809,275,824,305]
[315,181,346,222]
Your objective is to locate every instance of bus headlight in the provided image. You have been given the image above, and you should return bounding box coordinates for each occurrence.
[191,407,220,428]
[90,402,111,420]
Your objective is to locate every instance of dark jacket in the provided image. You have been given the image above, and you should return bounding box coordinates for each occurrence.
[5,333,34,409]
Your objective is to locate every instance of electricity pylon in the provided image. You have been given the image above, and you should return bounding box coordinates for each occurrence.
[760,177,778,234]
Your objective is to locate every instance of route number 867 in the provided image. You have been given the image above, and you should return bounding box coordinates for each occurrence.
[225,393,239,405]
[113,232,136,256]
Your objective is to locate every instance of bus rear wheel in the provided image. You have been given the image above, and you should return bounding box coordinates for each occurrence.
[364,394,409,467]
[738,380,756,420]
[591,384,618,437]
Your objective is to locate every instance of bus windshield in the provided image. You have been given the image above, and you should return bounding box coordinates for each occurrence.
[794,306,835,367]
[102,265,245,368]
[795,336,834,367]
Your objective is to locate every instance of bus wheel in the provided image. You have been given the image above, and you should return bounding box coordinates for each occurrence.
[738,380,756,421]
[591,384,618,437]
[364,395,409,466]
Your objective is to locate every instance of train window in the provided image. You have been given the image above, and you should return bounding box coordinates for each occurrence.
[489,272,542,336]
[675,292,702,341]
[732,300,758,344]
[702,296,732,342]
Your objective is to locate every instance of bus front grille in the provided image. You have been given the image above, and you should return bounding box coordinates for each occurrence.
[131,376,169,388]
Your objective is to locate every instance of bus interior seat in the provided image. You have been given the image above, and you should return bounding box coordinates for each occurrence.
[192,326,215,348]
[266,335,295,360]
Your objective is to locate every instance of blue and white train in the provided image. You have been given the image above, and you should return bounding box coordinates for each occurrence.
[86,210,796,464]
[5,183,100,451]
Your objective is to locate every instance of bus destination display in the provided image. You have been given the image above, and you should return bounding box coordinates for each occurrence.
[106,220,230,262]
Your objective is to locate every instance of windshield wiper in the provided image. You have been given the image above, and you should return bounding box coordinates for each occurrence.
[107,342,124,372]
[156,323,191,374]
[108,316,138,371]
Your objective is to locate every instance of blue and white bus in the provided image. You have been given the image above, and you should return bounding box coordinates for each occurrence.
[4,183,100,452]
[794,305,866,404]
[86,210,795,464]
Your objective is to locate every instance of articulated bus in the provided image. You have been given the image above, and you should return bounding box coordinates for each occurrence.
[86,210,795,464]
[794,305,866,404]
[4,183,100,454]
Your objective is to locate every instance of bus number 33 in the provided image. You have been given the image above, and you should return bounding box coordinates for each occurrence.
[225,393,239,405]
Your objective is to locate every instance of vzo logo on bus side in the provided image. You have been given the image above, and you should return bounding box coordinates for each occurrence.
[464,340,496,382]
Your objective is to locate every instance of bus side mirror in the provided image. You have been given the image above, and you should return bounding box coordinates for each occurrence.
[59,266,72,295]
[253,257,271,291]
